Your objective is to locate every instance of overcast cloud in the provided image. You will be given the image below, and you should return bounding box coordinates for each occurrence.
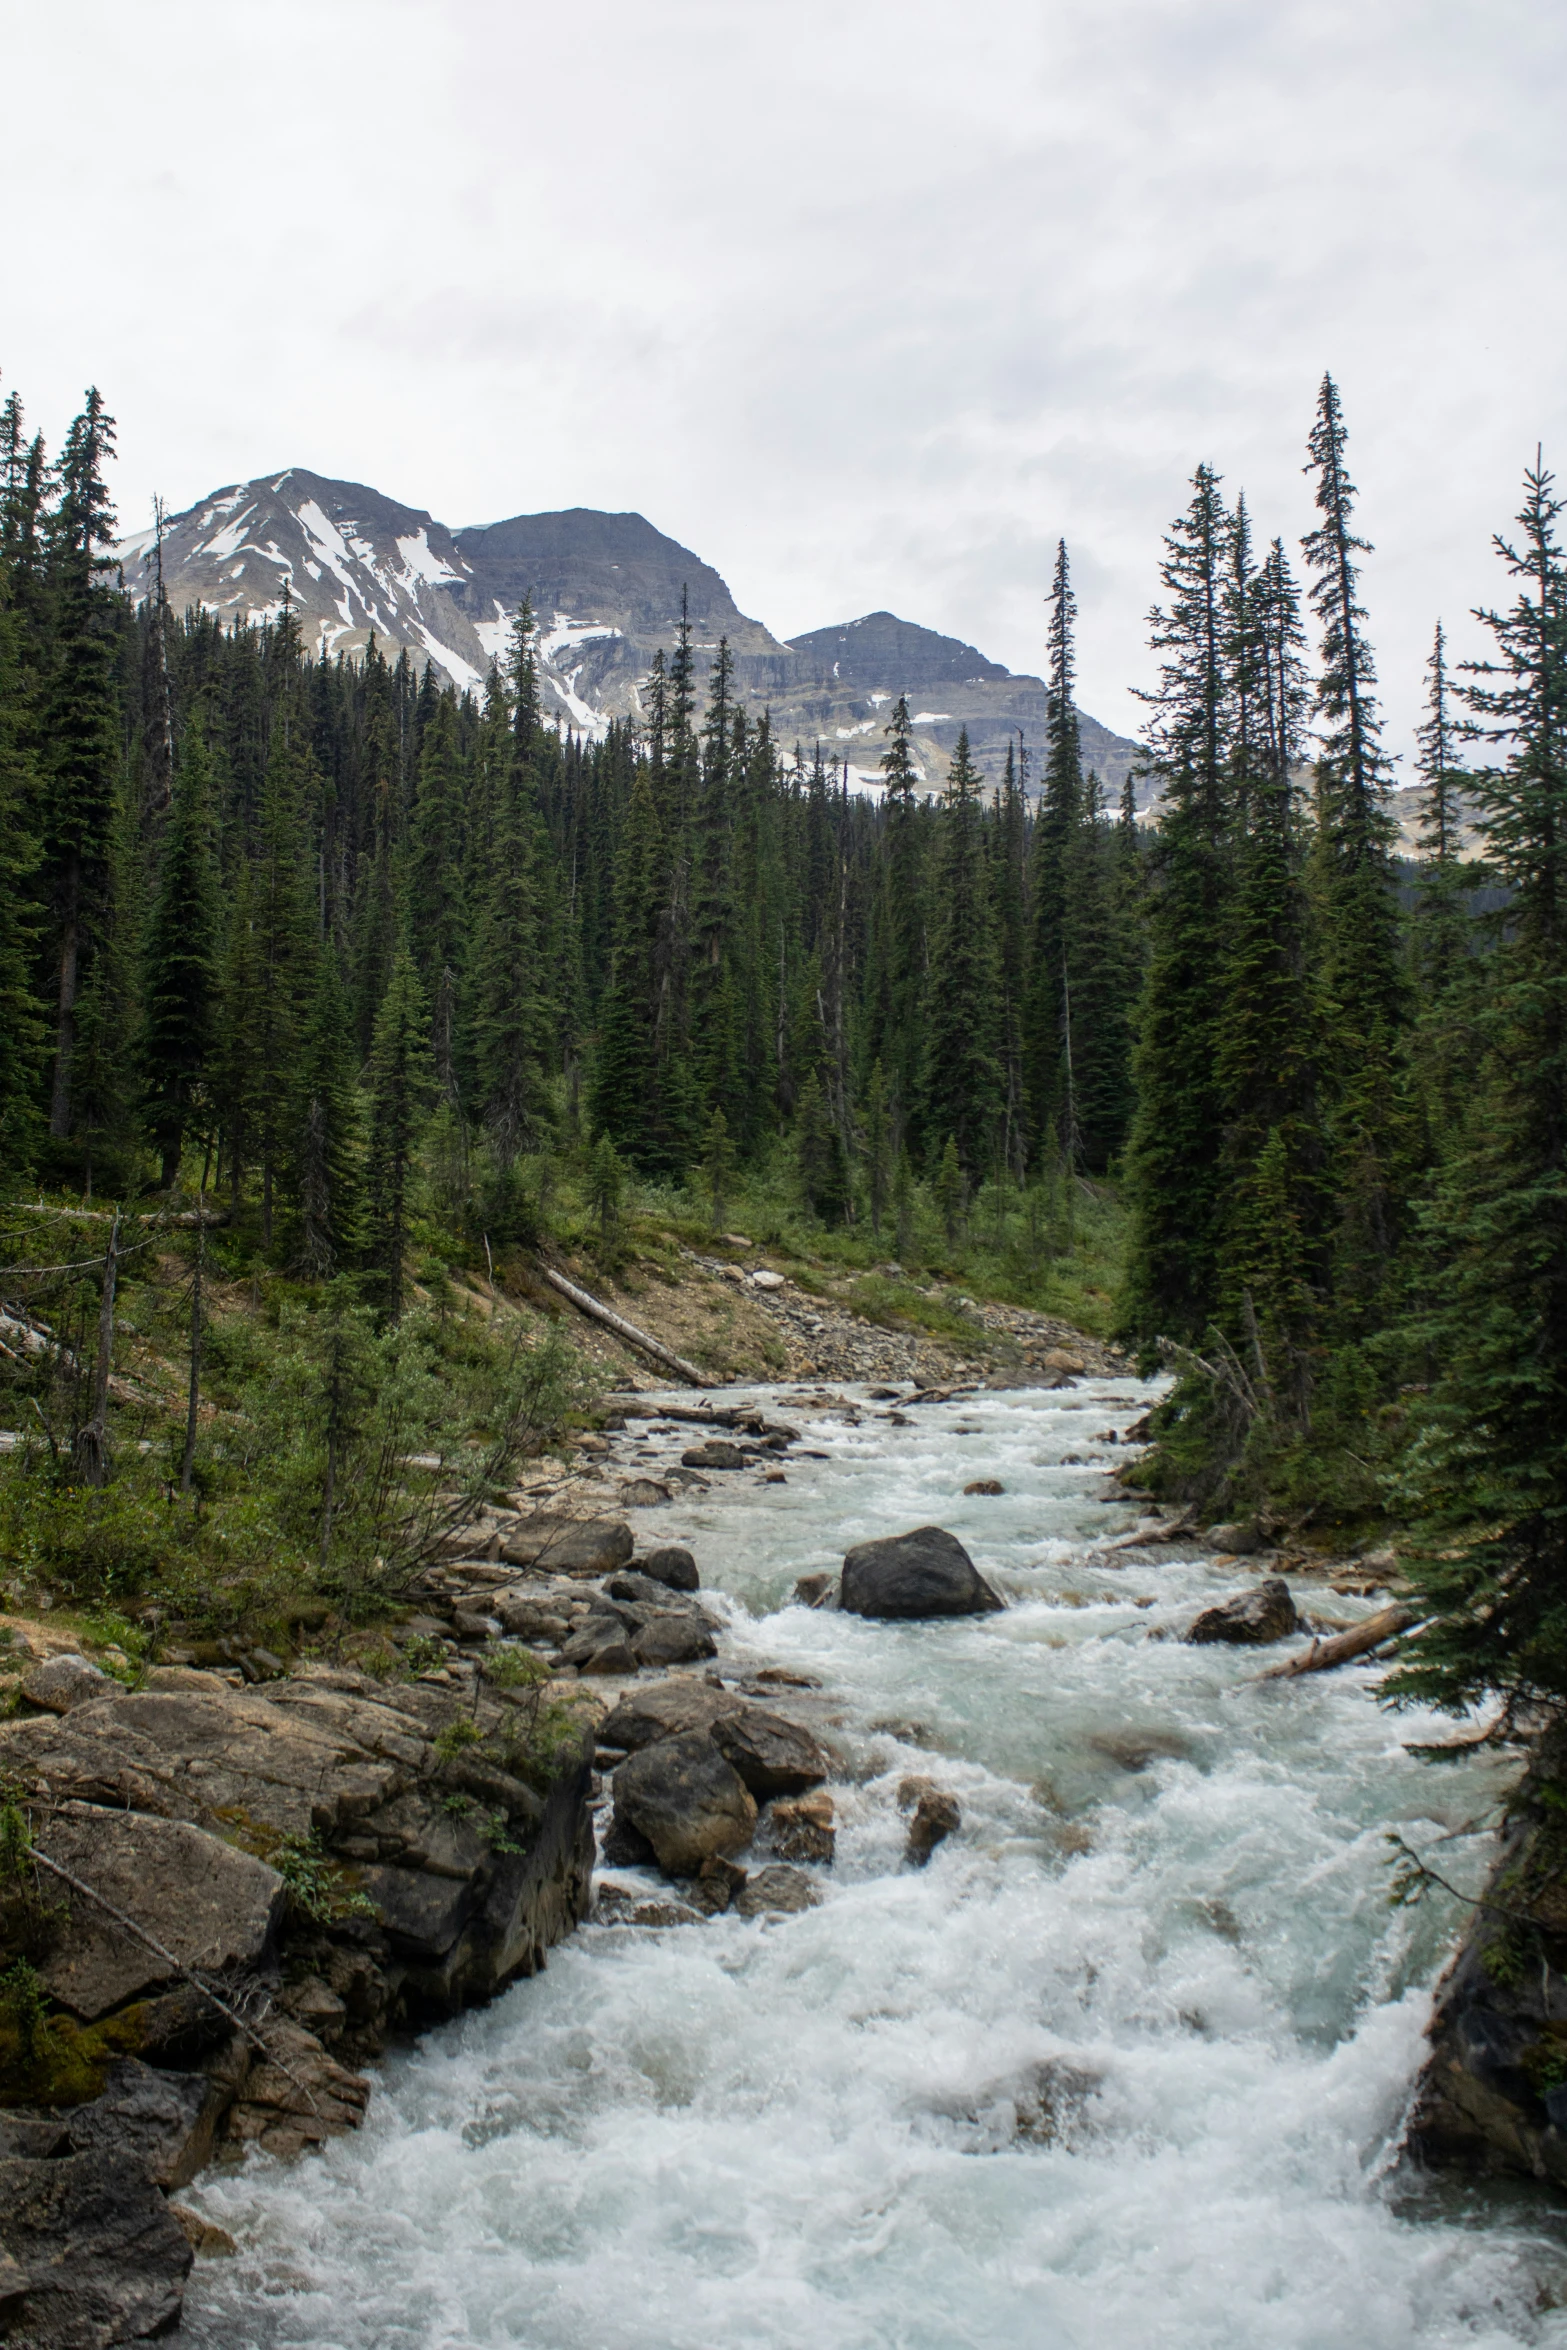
[5,0,1563,751]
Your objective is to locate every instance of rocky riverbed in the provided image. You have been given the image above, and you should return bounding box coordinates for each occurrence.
[0,1369,1551,2347]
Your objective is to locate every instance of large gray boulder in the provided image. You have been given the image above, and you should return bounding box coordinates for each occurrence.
[711,1707,829,1797]
[598,1678,745,1754]
[36,1804,285,2021]
[839,1526,1004,1619]
[499,1517,634,1576]
[1185,1576,1299,1646]
[610,1733,757,1872]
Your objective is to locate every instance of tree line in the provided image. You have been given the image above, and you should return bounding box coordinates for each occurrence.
[3,361,1565,1723]
[0,372,1143,1294]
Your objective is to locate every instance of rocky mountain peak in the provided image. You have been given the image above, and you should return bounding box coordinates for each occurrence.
[115,472,1143,796]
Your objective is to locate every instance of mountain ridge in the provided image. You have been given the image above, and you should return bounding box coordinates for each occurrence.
[115,470,1143,798]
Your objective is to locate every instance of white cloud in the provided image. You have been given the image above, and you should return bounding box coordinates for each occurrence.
[4,0,1563,754]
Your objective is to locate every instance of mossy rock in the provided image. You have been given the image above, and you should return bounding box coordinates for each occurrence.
[0,1997,150,2108]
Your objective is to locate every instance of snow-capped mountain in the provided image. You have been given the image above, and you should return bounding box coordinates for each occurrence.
[115,470,493,688]
[115,471,1143,797]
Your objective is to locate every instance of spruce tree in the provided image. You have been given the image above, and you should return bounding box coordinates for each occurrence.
[1301,373,1410,1327]
[934,1135,966,1249]
[1213,536,1323,1407]
[1063,773,1136,1171]
[41,389,120,1143]
[796,1067,850,1225]
[1393,459,1567,1717]
[468,751,548,1163]
[1409,620,1475,1139]
[921,728,1000,1178]
[866,695,925,1125]
[994,738,1030,1175]
[293,947,364,1277]
[0,429,44,1175]
[591,765,662,1166]
[1123,465,1235,1340]
[366,946,433,1319]
[213,854,261,1212]
[249,720,319,1245]
[862,1059,893,1237]
[407,689,466,1022]
[141,714,219,1186]
[702,1104,736,1230]
[1027,542,1083,1155]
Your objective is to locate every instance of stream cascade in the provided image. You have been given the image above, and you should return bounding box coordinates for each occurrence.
[179,1375,1567,2350]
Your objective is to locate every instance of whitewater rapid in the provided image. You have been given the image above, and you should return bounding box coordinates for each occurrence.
[181,1378,1567,2349]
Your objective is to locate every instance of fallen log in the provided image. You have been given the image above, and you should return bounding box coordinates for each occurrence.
[1104,1516,1197,1552]
[9,1201,229,1227]
[0,1303,146,1405]
[536,1265,714,1389]
[1257,1602,1417,1681]
[609,1398,742,1426]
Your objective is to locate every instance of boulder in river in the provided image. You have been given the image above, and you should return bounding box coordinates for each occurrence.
[1185,1577,1299,1646]
[735,1864,820,1917]
[839,1526,1004,1619]
[711,1706,830,1797]
[598,1677,744,1753]
[681,1440,746,1471]
[1406,1738,1567,2188]
[637,1544,701,1593]
[617,1478,671,1507]
[632,1613,720,1668]
[609,1732,758,1872]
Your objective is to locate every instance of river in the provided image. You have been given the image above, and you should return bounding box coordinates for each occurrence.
[181,1376,1567,2348]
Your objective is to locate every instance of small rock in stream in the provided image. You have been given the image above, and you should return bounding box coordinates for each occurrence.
[768,1790,836,1863]
[734,1864,820,1917]
[1185,1577,1299,1646]
[637,1544,701,1593]
[681,1440,747,1471]
[901,1778,962,1865]
[632,1613,719,1668]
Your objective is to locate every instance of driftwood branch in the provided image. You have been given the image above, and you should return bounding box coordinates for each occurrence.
[536,1264,714,1388]
[1258,1603,1417,1680]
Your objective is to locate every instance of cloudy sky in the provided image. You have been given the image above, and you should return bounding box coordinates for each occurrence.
[6,0,1563,750]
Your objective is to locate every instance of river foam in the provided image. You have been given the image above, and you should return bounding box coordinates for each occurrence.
[181,1379,1567,2348]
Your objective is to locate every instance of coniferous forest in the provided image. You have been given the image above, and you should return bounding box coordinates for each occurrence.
[2,364,1565,1726]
